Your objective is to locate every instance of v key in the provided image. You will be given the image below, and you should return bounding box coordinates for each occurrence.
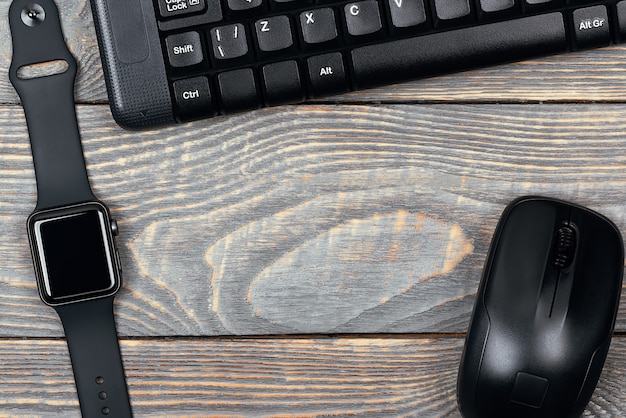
[388,0,426,28]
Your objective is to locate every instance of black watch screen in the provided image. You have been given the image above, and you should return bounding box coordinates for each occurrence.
[28,202,121,305]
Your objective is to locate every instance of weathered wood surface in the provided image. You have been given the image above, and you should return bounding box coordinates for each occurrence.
[1,0,626,415]
[2,103,626,337]
[0,337,624,417]
[3,106,625,416]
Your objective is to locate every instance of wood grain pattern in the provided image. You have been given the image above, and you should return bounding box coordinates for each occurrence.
[0,336,624,417]
[2,0,626,415]
[1,104,625,337]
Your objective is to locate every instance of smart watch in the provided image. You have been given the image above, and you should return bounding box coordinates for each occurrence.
[8,0,133,416]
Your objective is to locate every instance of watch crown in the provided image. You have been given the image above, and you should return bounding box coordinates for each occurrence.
[111,219,119,236]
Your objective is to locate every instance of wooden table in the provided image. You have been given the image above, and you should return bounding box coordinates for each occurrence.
[1,0,625,415]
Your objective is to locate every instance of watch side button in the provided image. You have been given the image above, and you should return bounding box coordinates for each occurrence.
[111,219,119,236]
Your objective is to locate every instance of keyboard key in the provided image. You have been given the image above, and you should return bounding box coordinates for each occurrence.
[307,53,349,97]
[272,0,310,8]
[300,9,338,44]
[158,0,222,32]
[351,13,566,88]
[173,76,217,121]
[480,0,514,12]
[617,1,626,41]
[262,61,305,106]
[255,16,294,52]
[572,6,610,50]
[344,1,383,36]
[158,0,206,18]
[227,0,262,11]
[210,24,248,60]
[165,31,204,67]
[434,0,471,20]
[388,0,427,28]
[217,68,261,113]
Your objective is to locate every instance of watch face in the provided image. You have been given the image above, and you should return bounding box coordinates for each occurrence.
[28,202,121,305]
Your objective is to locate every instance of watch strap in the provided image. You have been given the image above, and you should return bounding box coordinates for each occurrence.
[55,297,132,418]
[9,2,132,416]
[8,0,95,210]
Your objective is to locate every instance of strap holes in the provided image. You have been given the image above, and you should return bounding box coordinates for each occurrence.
[20,3,45,27]
[16,60,69,80]
[101,406,111,415]
[98,391,108,400]
[96,376,105,385]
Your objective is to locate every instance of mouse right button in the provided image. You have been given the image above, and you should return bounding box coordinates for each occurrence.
[566,207,623,339]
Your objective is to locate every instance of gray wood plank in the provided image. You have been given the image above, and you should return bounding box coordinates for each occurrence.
[3,0,626,105]
[1,103,625,337]
[2,1,625,416]
[0,336,623,416]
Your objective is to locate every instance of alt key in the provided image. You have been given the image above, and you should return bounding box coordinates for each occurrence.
[307,52,348,98]
[173,76,217,122]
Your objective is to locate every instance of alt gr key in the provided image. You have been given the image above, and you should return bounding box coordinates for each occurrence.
[573,5,610,50]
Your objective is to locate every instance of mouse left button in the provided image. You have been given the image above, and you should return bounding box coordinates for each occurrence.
[483,198,558,321]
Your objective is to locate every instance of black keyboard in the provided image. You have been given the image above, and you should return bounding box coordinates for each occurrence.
[90,0,626,128]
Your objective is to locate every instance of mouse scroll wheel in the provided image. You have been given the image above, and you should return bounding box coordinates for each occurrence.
[554,225,577,269]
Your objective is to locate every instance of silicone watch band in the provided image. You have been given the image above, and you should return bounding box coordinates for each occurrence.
[8,1,133,416]
[56,297,132,418]
[8,0,95,210]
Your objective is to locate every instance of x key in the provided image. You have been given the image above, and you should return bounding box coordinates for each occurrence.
[300,8,338,44]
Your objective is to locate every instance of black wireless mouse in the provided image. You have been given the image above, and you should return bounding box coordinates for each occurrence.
[457,196,624,418]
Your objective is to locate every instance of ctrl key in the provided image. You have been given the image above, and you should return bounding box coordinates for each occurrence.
[173,76,217,122]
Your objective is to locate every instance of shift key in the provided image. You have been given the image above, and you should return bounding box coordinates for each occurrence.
[351,13,566,89]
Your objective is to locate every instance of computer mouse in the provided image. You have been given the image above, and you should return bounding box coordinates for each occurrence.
[457,196,624,418]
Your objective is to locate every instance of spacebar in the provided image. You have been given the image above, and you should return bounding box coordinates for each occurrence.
[351,13,566,88]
